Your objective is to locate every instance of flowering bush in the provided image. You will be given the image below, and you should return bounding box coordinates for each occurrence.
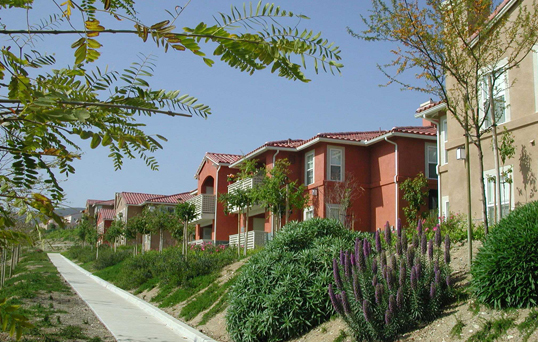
[410,212,485,243]
[330,220,452,341]
[189,241,227,254]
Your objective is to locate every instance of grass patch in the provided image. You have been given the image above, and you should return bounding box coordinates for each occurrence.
[333,329,348,342]
[159,273,218,308]
[134,277,160,295]
[518,309,538,342]
[450,316,465,339]
[468,301,481,316]
[468,316,517,342]
[198,291,229,325]
[57,325,86,339]
[93,260,126,282]
[180,273,238,321]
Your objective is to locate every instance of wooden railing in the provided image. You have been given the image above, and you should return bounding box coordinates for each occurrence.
[229,230,268,250]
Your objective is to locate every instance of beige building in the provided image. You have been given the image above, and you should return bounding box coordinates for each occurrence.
[416,0,538,223]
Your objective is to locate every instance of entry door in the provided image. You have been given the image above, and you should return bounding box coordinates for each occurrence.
[202,226,212,240]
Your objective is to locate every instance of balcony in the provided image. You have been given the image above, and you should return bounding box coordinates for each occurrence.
[227,175,265,215]
[229,230,268,250]
[187,194,216,225]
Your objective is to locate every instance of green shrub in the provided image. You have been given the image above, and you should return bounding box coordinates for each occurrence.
[471,201,538,308]
[93,247,131,270]
[414,211,485,243]
[331,220,452,341]
[226,218,367,342]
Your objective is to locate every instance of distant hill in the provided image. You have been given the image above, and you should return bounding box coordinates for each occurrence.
[54,207,84,217]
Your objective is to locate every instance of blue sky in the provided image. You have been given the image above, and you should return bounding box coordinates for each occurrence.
[2,1,430,208]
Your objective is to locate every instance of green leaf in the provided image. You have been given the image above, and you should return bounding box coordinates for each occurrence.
[90,134,101,149]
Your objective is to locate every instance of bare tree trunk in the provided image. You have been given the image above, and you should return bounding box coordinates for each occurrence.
[244,209,249,256]
[1,248,5,288]
[493,178,497,225]
[9,247,14,278]
[465,130,474,266]
[96,243,99,260]
[476,140,490,235]
[159,228,163,253]
[183,221,188,261]
[489,75,503,222]
[285,184,290,226]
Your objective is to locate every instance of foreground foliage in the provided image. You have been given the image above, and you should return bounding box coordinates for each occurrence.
[226,218,368,342]
[331,220,452,341]
[471,201,538,308]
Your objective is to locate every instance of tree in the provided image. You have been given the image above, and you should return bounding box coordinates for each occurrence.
[144,206,176,253]
[104,217,124,252]
[399,172,428,227]
[323,172,364,229]
[175,201,196,258]
[75,215,92,248]
[254,158,308,232]
[0,0,343,238]
[356,0,538,261]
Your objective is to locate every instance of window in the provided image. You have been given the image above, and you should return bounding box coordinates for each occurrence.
[440,117,448,165]
[480,64,509,127]
[328,147,344,181]
[426,143,437,179]
[441,196,449,219]
[484,166,513,222]
[326,204,344,224]
[305,151,315,185]
[303,206,314,221]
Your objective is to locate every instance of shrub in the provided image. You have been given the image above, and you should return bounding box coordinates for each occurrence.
[471,201,538,308]
[93,247,131,270]
[226,218,368,342]
[416,211,485,243]
[330,220,452,341]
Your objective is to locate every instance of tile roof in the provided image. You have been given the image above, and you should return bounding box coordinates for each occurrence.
[391,126,436,136]
[146,192,193,204]
[415,100,445,113]
[206,152,242,165]
[98,208,115,221]
[316,131,387,142]
[119,192,169,205]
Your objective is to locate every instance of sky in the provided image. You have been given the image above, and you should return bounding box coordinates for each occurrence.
[1,0,431,208]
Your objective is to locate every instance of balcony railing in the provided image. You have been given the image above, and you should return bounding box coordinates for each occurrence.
[186,194,216,224]
[229,230,268,250]
[228,175,264,194]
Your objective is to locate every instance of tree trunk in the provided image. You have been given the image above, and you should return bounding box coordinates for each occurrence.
[476,139,490,235]
[489,74,503,222]
[237,212,241,257]
[285,184,290,226]
[96,244,99,260]
[159,228,163,253]
[9,247,14,278]
[465,126,474,266]
[1,248,5,288]
[244,208,249,256]
[183,221,188,261]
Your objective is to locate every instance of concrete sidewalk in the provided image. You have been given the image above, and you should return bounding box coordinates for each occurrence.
[48,253,215,342]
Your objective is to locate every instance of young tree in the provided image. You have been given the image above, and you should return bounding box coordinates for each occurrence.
[104,217,124,253]
[355,0,538,261]
[175,201,196,258]
[0,0,343,239]
[254,158,308,232]
[324,172,365,229]
[76,216,92,248]
[399,172,429,227]
[144,206,177,253]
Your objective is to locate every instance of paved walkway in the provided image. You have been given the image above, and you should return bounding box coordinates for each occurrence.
[48,253,214,342]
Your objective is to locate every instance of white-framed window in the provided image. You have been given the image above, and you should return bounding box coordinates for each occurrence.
[326,204,345,224]
[303,206,314,221]
[327,146,344,181]
[305,150,315,185]
[425,143,437,179]
[484,165,513,222]
[440,117,448,165]
[480,61,510,128]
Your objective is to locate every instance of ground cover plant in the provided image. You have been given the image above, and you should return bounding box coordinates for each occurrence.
[330,220,452,341]
[226,218,369,342]
[471,200,538,308]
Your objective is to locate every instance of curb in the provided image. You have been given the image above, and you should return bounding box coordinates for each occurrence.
[49,253,216,342]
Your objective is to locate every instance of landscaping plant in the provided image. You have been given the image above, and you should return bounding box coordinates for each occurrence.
[471,200,538,308]
[329,220,452,341]
[226,218,368,342]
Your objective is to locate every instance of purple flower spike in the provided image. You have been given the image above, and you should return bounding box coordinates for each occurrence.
[340,250,345,265]
[375,283,384,304]
[397,218,402,238]
[363,239,370,259]
[375,230,382,254]
[407,246,415,269]
[402,231,408,253]
[388,294,396,314]
[385,221,392,247]
[386,267,393,291]
[428,239,434,260]
[380,251,387,269]
[430,282,436,299]
[342,291,352,315]
[416,259,422,281]
[397,287,403,309]
[385,309,392,326]
[434,259,440,274]
[372,258,378,274]
[333,258,343,290]
[417,219,423,236]
[445,234,451,264]
[399,262,407,288]
[372,275,378,288]
[358,247,365,272]
[435,227,442,248]
[446,275,451,288]
[390,255,397,271]
[355,238,361,262]
[410,266,417,290]
[363,300,372,323]
[396,239,402,256]
[350,252,356,267]
[344,251,351,280]
[435,269,441,285]
[329,284,344,315]
[413,233,419,249]
[421,233,427,255]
